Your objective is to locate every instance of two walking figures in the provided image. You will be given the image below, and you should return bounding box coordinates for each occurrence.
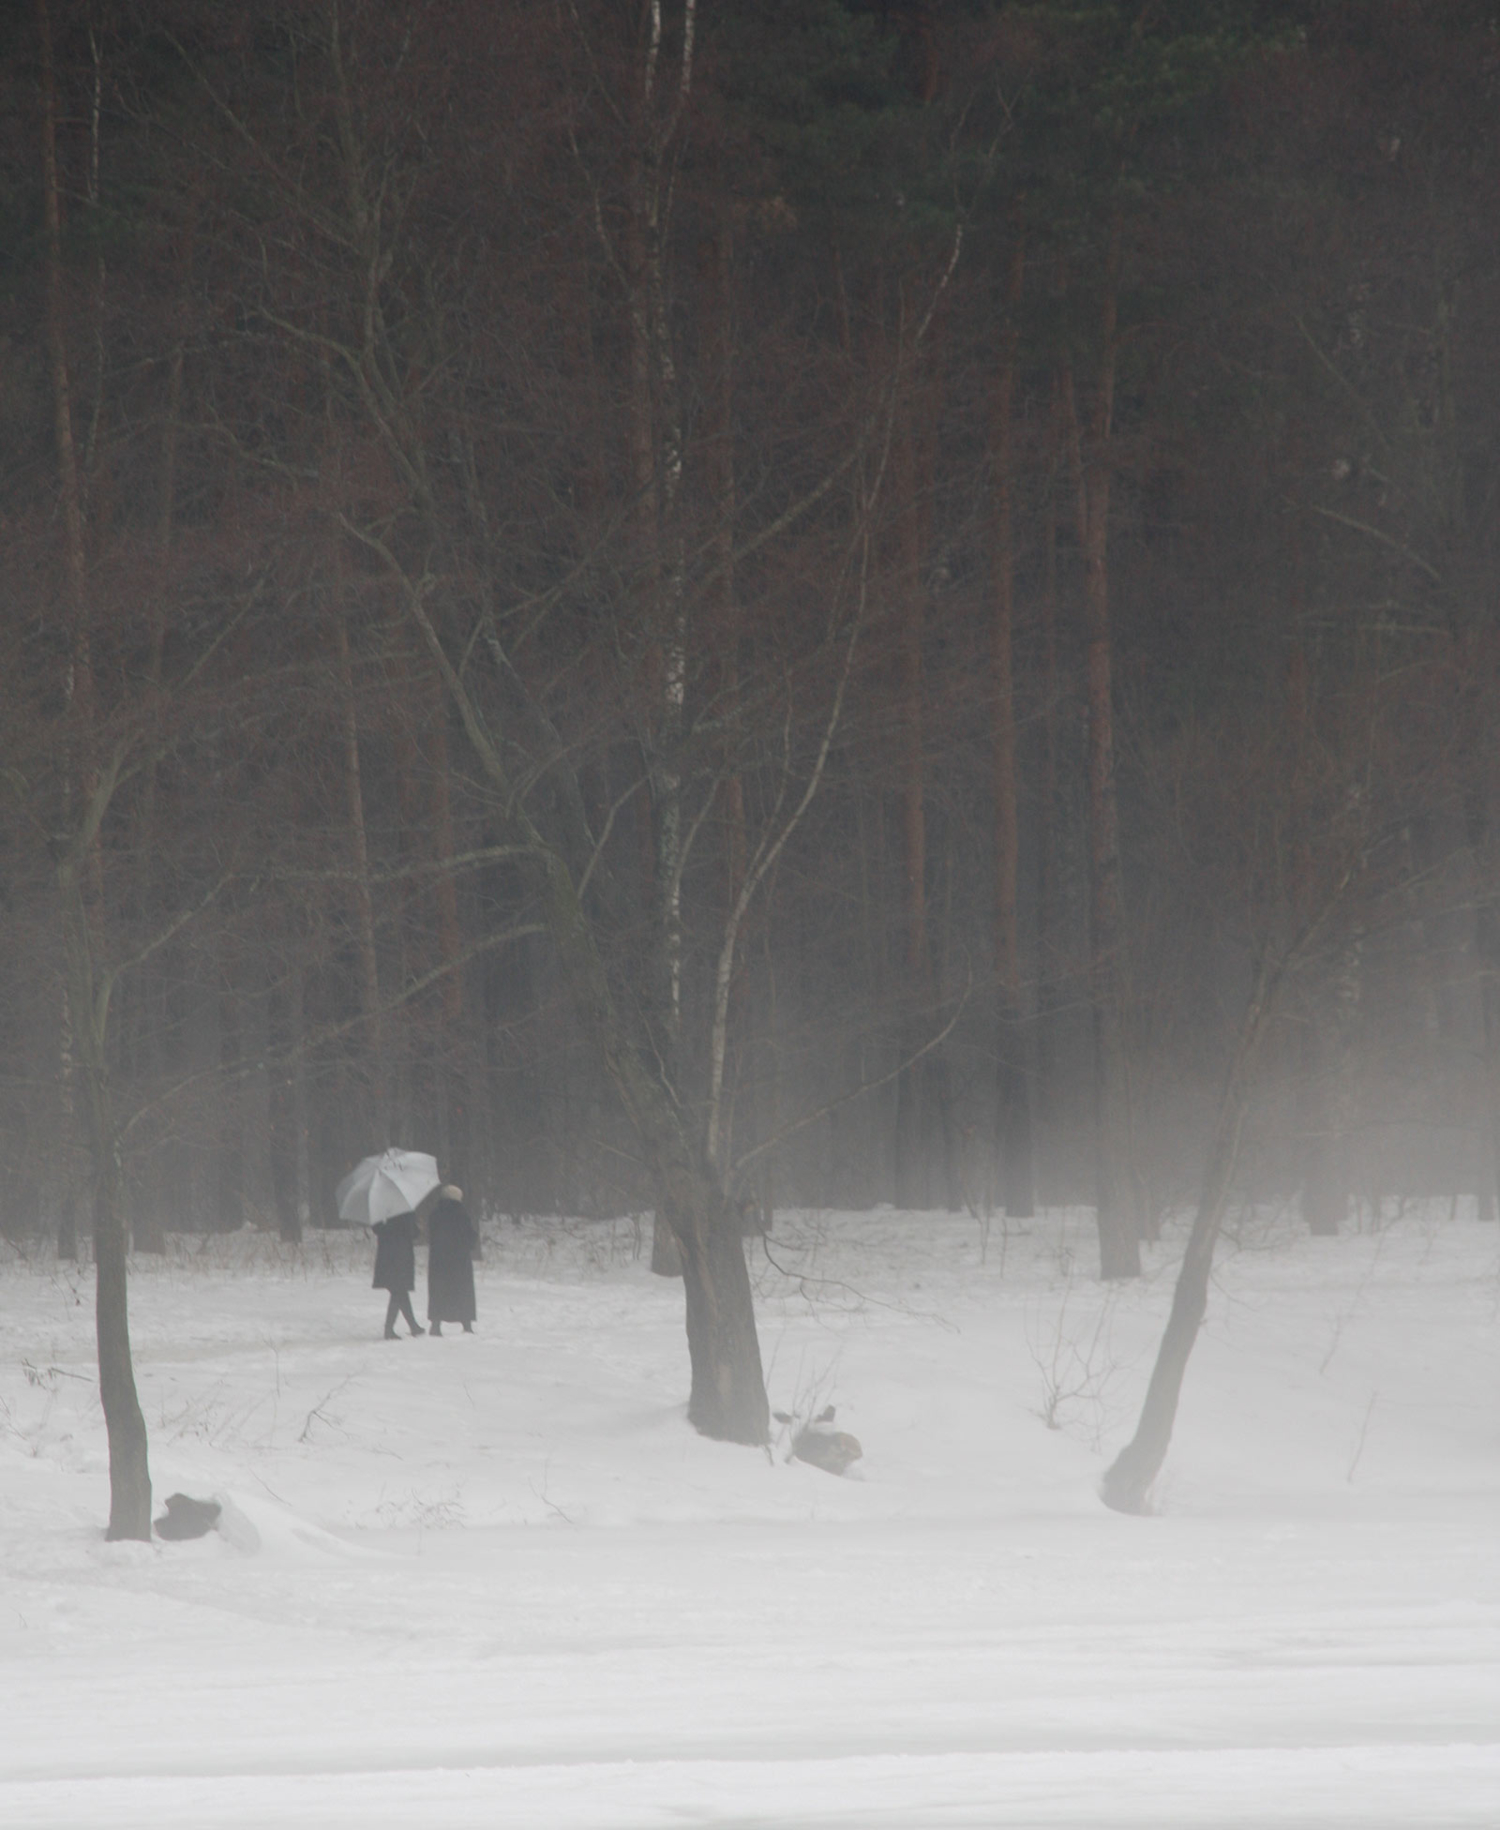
[371,1185,479,1340]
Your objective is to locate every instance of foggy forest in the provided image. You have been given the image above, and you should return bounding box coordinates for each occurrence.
[6,5,1500,1442]
[2,7,1499,1824]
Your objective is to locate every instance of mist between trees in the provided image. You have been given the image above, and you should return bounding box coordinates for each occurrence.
[5,3,1500,1513]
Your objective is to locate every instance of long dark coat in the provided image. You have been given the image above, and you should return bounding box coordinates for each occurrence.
[371,1213,417,1293]
[426,1198,478,1324]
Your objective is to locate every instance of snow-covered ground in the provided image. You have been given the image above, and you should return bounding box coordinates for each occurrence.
[1,1203,1496,1827]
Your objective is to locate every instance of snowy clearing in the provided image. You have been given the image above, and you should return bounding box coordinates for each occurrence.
[2,1205,1497,1827]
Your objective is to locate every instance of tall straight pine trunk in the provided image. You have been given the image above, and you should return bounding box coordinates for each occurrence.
[330,562,387,1143]
[990,231,1035,1219]
[1075,209,1139,1280]
[892,392,931,1211]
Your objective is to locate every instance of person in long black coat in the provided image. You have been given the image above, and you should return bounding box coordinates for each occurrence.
[426,1186,478,1335]
[372,1211,424,1338]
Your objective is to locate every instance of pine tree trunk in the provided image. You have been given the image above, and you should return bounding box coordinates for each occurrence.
[331,579,386,1141]
[1075,210,1139,1280]
[267,938,303,1245]
[429,683,465,1027]
[216,936,244,1233]
[40,0,89,1268]
[893,392,931,1211]
[1307,926,1361,1233]
[1032,371,1066,1175]
[426,686,473,1195]
[1462,668,1500,1222]
[700,216,749,1194]
[127,338,184,1260]
[621,114,688,1277]
[991,232,1035,1219]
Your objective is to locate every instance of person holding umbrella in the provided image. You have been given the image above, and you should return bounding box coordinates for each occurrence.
[372,1209,424,1338]
[426,1185,479,1336]
[335,1150,442,1340]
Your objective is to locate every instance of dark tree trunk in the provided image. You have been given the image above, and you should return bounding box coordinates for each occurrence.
[540,850,768,1442]
[41,0,151,1536]
[56,1193,77,1262]
[95,1145,152,1540]
[1301,1032,1346,1237]
[1071,209,1139,1280]
[216,942,244,1233]
[893,377,934,1211]
[60,866,153,1541]
[267,953,303,1245]
[1032,369,1066,1167]
[40,0,87,1272]
[622,79,692,1279]
[666,1172,767,1440]
[991,230,1035,1220]
[402,584,769,1446]
[1098,1144,1225,1515]
[1101,961,1274,1514]
[332,577,386,1142]
[1462,674,1500,1221]
[1303,926,1361,1236]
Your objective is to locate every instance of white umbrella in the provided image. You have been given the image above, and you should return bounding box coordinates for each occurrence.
[335,1149,442,1226]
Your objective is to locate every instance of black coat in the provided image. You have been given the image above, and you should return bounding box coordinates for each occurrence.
[371,1213,417,1293]
[426,1198,478,1323]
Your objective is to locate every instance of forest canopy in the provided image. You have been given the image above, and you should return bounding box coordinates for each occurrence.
[4,0,1499,1289]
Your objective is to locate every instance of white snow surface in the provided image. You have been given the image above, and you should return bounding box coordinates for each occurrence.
[1,1203,1496,1828]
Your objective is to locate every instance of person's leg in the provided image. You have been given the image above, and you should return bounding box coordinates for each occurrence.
[430,1320,443,1335]
[399,1293,424,1335]
[462,1321,473,1333]
[384,1294,401,1338]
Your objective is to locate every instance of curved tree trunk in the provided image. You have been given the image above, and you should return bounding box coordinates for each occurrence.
[1097,1130,1230,1514]
[93,1128,152,1540]
[1100,958,1275,1514]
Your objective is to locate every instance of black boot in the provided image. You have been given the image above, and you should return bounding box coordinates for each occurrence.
[410,1324,425,1336]
[462,1323,474,1334]
[430,1323,442,1336]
